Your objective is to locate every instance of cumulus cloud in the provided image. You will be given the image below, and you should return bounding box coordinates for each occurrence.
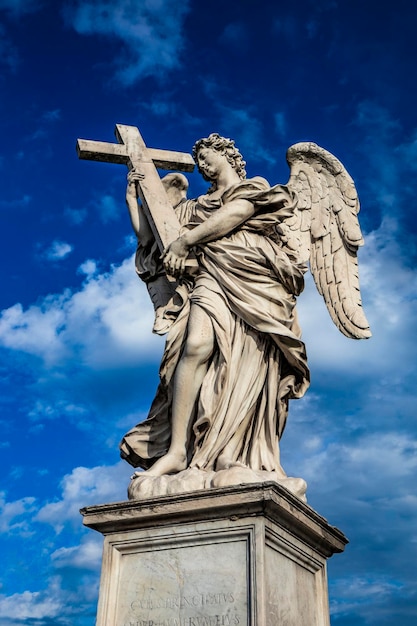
[330,574,412,625]
[36,461,130,531]
[296,104,417,383]
[0,253,162,449]
[64,0,191,84]
[27,398,89,422]
[297,218,417,380]
[0,255,160,368]
[0,584,62,623]
[298,432,417,498]
[281,392,417,622]
[0,491,36,534]
[0,572,99,625]
[0,462,129,625]
[51,535,103,570]
[310,432,417,621]
[77,258,98,277]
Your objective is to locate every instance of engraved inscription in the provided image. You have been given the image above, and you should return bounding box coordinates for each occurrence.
[116,539,248,626]
[131,593,235,611]
[124,591,241,626]
[123,615,240,626]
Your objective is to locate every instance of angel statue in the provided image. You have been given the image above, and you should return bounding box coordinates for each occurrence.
[119,133,371,501]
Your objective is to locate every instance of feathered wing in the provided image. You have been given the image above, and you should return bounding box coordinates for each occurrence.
[284,142,371,339]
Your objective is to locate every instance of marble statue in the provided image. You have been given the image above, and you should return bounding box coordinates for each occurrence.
[77,127,370,500]
[119,133,370,500]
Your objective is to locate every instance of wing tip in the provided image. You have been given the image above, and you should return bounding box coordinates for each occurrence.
[340,322,372,340]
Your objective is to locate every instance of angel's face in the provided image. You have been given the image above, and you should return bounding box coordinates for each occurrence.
[196,148,227,181]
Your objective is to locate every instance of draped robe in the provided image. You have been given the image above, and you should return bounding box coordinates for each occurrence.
[120,177,310,475]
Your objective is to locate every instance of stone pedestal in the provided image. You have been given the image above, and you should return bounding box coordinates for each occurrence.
[81,482,347,626]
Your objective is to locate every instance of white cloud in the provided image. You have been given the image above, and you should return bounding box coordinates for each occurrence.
[36,462,131,531]
[0,585,62,622]
[297,217,417,376]
[77,258,98,277]
[0,463,127,624]
[287,426,417,548]
[0,297,68,364]
[52,535,103,570]
[330,575,407,620]
[43,239,74,261]
[0,571,99,624]
[0,491,36,534]
[0,255,161,368]
[356,433,417,478]
[332,575,404,603]
[28,399,89,421]
[64,0,191,84]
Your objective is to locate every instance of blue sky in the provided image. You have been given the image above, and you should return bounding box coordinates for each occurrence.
[0,0,416,624]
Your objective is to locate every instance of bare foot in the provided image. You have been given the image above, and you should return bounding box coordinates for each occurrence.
[144,451,187,477]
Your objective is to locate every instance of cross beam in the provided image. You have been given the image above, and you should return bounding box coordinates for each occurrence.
[76,124,195,254]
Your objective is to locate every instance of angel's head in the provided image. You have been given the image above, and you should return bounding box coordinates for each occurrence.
[193,133,246,190]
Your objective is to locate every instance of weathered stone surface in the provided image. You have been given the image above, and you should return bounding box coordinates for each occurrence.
[78,128,370,497]
[127,467,307,502]
[81,483,347,626]
[77,124,195,252]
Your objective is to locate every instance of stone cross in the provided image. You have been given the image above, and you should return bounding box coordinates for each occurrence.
[76,124,195,253]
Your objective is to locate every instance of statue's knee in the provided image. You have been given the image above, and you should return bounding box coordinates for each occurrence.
[183,334,213,362]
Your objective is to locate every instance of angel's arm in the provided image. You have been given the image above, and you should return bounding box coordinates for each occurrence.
[188,198,255,245]
[125,170,153,246]
[162,198,255,277]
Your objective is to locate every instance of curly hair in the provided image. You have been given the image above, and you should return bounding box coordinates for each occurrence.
[192,133,247,192]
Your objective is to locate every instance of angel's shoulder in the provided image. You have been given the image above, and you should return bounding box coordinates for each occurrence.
[246,176,270,189]
[222,176,270,201]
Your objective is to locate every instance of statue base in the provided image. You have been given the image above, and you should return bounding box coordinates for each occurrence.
[128,466,308,502]
[81,482,347,626]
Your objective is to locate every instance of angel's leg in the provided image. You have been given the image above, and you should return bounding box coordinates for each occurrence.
[145,303,214,476]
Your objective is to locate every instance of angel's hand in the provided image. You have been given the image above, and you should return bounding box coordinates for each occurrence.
[126,168,145,198]
[162,237,190,278]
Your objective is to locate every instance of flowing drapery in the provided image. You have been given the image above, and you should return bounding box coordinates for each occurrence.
[120,177,310,474]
